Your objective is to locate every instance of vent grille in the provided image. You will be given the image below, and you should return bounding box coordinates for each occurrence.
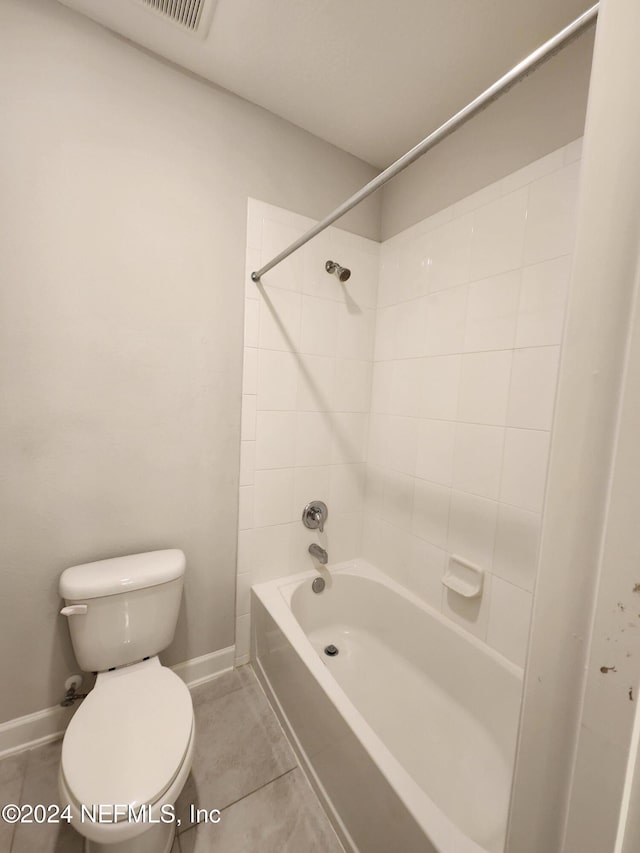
[139,0,206,32]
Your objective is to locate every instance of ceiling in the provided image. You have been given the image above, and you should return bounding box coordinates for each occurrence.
[57,0,595,168]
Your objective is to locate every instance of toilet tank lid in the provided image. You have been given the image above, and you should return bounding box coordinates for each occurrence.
[59,549,186,600]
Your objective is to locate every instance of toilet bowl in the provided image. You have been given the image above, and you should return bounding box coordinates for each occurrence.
[58,550,194,853]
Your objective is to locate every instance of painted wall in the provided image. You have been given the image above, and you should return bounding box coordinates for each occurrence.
[0,0,380,724]
[364,141,582,667]
[380,31,593,240]
[507,0,640,848]
[236,200,379,661]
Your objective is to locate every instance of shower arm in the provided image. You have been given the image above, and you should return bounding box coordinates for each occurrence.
[250,3,598,284]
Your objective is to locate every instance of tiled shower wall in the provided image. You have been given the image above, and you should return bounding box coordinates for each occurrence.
[364,139,582,666]
[238,140,581,667]
[236,199,379,661]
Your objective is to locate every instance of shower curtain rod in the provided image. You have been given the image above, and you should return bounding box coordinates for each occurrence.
[251,3,598,283]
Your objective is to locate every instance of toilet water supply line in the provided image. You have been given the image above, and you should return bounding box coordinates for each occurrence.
[251,3,599,284]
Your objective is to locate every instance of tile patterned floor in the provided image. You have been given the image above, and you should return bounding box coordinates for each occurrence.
[0,666,344,853]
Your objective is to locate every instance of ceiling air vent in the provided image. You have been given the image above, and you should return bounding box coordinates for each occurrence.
[138,0,210,34]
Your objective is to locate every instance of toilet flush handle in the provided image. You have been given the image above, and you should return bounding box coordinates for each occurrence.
[60,604,88,616]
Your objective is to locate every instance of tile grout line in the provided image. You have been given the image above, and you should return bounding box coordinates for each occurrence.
[177,767,298,841]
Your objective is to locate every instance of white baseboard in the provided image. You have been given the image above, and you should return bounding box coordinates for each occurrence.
[0,704,76,761]
[171,645,235,689]
[0,645,236,759]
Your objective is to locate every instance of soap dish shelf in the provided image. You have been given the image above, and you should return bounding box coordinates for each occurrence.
[442,555,484,599]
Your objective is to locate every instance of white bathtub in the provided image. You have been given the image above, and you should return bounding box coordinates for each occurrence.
[251,559,523,853]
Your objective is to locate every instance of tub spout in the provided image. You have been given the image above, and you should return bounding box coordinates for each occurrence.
[309,543,328,565]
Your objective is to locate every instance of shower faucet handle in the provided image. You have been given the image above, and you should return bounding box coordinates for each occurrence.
[302,500,328,534]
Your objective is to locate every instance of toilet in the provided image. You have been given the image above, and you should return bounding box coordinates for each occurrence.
[58,549,195,853]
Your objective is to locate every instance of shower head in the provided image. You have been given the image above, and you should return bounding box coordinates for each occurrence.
[325,260,351,282]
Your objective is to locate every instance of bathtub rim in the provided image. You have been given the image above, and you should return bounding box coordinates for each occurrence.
[252,557,523,853]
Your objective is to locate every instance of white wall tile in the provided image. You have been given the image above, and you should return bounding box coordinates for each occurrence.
[390,359,424,418]
[253,468,294,527]
[392,238,425,304]
[412,479,451,548]
[500,428,550,512]
[405,537,446,609]
[442,572,492,641]
[336,305,376,360]
[369,520,412,578]
[242,157,579,665]
[378,248,402,308]
[240,524,292,582]
[452,423,504,499]
[516,255,572,348]
[241,394,256,441]
[367,413,391,467]
[245,248,262,300]
[257,349,299,411]
[382,470,414,531]
[493,504,541,592]
[365,464,386,517]
[328,511,363,563]
[331,413,369,464]
[332,359,372,413]
[300,294,339,356]
[463,270,521,352]
[470,188,528,280]
[374,306,395,361]
[427,213,474,292]
[289,520,321,573]
[457,351,513,426]
[255,411,296,470]
[507,347,560,430]
[392,298,428,359]
[239,440,255,487]
[293,465,331,513]
[246,203,263,251]
[235,614,251,662]
[415,419,456,485]
[410,232,432,301]
[447,490,498,570]
[421,355,461,420]
[371,360,394,413]
[330,464,366,514]
[296,354,335,412]
[258,288,301,352]
[524,161,580,265]
[295,411,333,467]
[383,415,418,474]
[300,228,336,299]
[242,347,258,395]
[260,218,304,292]
[236,572,251,617]
[499,149,565,195]
[244,298,259,347]
[337,244,379,309]
[487,578,532,667]
[238,485,254,531]
[452,181,502,217]
[424,286,468,356]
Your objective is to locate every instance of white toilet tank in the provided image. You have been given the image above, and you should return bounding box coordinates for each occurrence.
[59,550,185,672]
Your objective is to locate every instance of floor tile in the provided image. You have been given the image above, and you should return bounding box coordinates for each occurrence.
[179,769,343,853]
[12,741,82,853]
[4,666,334,853]
[189,665,253,709]
[0,751,27,852]
[175,676,296,832]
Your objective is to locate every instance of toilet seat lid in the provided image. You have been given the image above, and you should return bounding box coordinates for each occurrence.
[61,663,193,812]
